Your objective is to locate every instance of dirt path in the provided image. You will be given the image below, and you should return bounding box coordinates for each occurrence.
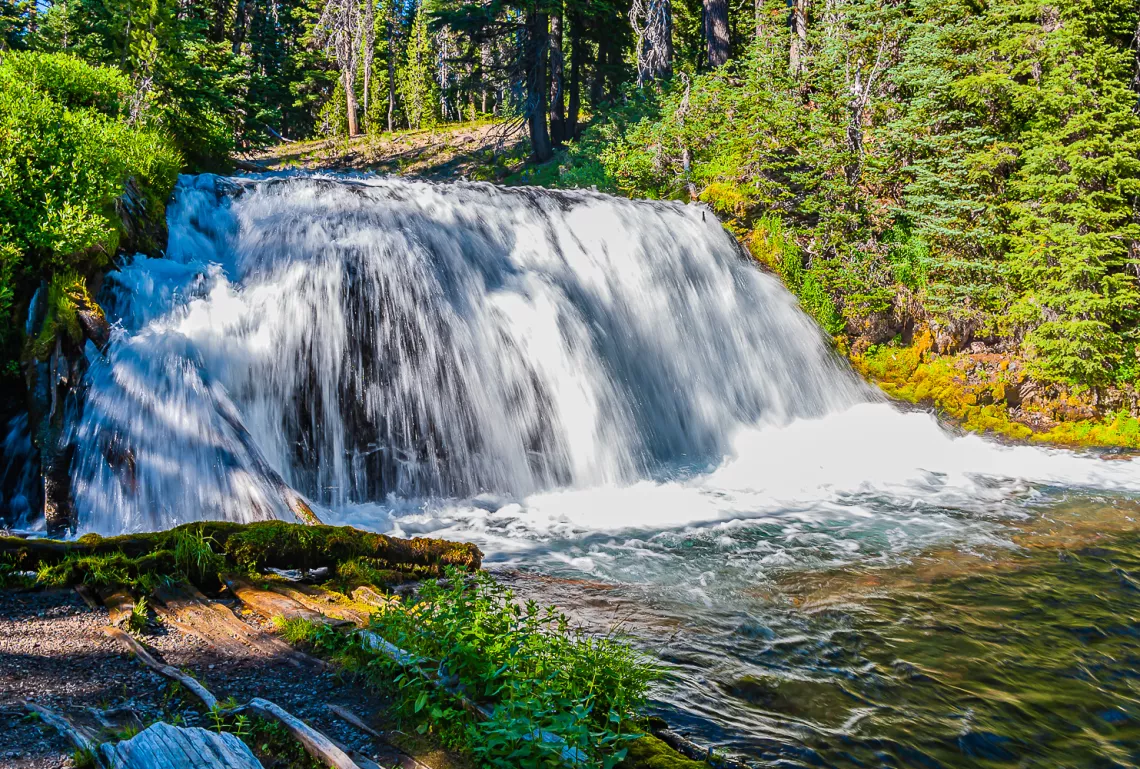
[0,587,424,768]
[245,121,529,182]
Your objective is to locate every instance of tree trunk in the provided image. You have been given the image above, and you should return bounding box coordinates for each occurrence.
[755,0,763,38]
[549,1,566,146]
[703,0,729,68]
[633,0,672,84]
[387,11,396,133]
[345,70,359,136]
[527,7,553,161]
[591,33,609,105]
[789,0,808,77]
[363,0,374,132]
[567,3,584,139]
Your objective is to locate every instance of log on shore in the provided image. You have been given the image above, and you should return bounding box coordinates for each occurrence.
[0,521,482,581]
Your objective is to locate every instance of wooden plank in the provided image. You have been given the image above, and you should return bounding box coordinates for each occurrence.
[246,698,361,769]
[106,722,263,769]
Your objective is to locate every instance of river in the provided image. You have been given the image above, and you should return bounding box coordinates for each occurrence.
[10,172,1140,767]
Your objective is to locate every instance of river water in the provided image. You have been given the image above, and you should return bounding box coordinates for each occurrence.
[19,173,1140,766]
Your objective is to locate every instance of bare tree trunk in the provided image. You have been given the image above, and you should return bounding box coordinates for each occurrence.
[631,0,672,84]
[362,0,374,132]
[755,0,763,38]
[387,8,396,132]
[591,33,608,104]
[481,39,491,113]
[703,0,729,68]
[549,1,565,145]
[567,3,584,139]
[345,70,359,136]
[526,6,553,161]
[789,0,808,77]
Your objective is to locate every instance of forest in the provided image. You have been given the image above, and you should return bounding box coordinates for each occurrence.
[2,0,1140,410]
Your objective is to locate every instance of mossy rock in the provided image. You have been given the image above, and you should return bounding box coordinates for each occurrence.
[620,735,711,769]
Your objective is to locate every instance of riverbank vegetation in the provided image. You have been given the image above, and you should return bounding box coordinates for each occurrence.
[0,521,694,769]
[3,0,1139,444]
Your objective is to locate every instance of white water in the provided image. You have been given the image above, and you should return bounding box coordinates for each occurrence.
[49,173,1138,578]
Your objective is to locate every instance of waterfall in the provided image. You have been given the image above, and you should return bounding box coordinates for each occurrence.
[67,173,868,534]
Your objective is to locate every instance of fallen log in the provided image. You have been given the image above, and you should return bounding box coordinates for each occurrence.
[98,589,135,627]
[224,575,349,627]
[1,521,482,583]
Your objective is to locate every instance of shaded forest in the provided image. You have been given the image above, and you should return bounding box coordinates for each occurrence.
[2,0,1140,405]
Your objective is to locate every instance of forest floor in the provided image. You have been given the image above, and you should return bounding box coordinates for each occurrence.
[0,586,460,769]
[244,120,538,182]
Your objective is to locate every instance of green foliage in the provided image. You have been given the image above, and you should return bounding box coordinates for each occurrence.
[324,567,656,768]
[128,595,150,632]
[0,50,178,387]
[397,7,437,131]
[271,615,321,645]
[171,526,223,586]
[552,0,1140,387]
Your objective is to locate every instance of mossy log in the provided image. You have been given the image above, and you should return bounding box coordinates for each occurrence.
[0,520,482,583]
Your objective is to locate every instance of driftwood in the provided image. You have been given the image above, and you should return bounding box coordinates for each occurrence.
[351,585,394,609]
[23,701,100,760]
[246,698,362,769]
[102,626,219,711]
[74,584,101,609]
[101,722,263,769]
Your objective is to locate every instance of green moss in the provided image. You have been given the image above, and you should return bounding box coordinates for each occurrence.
[2,520,482,591]
[619,736,710,769]
[853,337,1140,449]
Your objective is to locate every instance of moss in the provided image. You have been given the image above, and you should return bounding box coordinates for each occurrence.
[853,337,1140,449]
[1,520,482,591]
[619,736,710,769]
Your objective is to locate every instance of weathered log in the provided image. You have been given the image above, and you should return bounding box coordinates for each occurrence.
[224,575,348,627]
[151,582,321,668]
[267,582,372,625]
[101,626,219,711]
[74,584,101,609]
[351,585,394,610]
[23,701,100,761]
[98,588,135,627]
[246,698,362,769]
[101,722,263,769]
[0,521,482,580]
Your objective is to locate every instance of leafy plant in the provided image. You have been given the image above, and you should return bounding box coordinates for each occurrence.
[314,567,656,768]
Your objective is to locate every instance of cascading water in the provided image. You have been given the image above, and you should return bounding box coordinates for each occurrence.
[69,173,869,533]
[20,172,1140,767]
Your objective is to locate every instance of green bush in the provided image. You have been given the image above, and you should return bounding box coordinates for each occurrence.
[0,51,179,386]
[325,567,656,768]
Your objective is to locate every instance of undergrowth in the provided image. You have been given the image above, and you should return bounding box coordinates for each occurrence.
[308,567,656,768]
